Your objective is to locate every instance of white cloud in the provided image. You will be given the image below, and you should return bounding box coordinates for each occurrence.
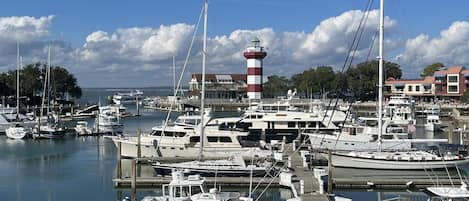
[0,15,53,43]
[4,11,469,87]
[396,21,469,76]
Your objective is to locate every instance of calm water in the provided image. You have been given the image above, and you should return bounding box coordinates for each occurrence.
[0,88,290,201]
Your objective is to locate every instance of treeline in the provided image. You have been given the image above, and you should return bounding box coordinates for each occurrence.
[0,63,82,106]
[263,60,402,101]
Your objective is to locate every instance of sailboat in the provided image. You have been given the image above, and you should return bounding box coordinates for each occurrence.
[6,43,33,139]
[326,0,469,170]
[32,46,66,139]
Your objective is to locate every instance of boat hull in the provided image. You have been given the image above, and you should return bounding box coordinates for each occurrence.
[109,137,271,160]
[153,165,269,177]
[327,152,469,170]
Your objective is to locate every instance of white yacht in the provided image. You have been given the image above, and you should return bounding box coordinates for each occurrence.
[94,105,124,135]
[230,97,348,143]
[141,171,206,201]
[425,114,442,131]
[305,116,447,151]
[5,124,32,139]
[112,90,143,105]
[110,109,271,160]
[0,112,36,133]
[384,94,416,125]
[306,117,411,151]
[74,121,93,136]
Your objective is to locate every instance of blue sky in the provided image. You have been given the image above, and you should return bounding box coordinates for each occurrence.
[0,0,469,87]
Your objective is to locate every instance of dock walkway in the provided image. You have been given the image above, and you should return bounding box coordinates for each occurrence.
[284,144,329,201]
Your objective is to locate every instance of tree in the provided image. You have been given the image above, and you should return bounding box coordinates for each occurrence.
[313,66,336,98]
[461,90,469,103]
[263,75,290,98]
[346,60,402,100]
[0,63,82,105]
[421,62,444,78]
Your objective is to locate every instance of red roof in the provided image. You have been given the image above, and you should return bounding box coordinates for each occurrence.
[385,76,434,84]
[434,66,464,75]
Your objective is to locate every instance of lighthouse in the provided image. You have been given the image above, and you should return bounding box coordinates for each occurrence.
[243,37,267,100]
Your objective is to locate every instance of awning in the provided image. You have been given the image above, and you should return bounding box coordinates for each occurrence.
[464,74,469,77]
[423,83,432,87]
[394,83,404,87]
[434,74,446,78]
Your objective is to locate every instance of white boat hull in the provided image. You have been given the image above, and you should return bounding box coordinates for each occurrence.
[308,133,411,151]
[5,127,31,139]
[327,152,469,170]
[425,123,441,131]
[109,137,271,160]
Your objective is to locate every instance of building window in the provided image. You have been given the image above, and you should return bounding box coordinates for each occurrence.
[416,86,420,92]
[448,75,458,83]
[408,85,412,92]
[448,85,458,93]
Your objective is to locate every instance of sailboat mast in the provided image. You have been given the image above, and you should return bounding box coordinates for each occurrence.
[377,0,384,152]
[16,42,20,120]
[199,0,208,161]
[47,46,51,116]
[173,56,176,96]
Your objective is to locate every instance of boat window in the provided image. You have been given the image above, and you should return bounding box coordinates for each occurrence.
[382,135,393,140]
[219,137,232,143]
[308,122,317,128]
[191,186,203,195]
[298,122,306,128]
[208,137,218,142]
[190,137,199,143]
[288,122,296,128]
[151,130,162,136]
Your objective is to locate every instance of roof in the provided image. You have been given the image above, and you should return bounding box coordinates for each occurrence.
[191,74,246,82]
[385,76,434,84]
[434,66,464,75]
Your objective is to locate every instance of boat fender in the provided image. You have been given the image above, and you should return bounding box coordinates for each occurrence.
[153,139,158,149]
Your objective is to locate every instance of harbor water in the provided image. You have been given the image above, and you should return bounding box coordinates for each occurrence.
[1,88,468,201]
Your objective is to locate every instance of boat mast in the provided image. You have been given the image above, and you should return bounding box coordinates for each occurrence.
[173,55,176,96]
[16,42,20,120]
[377,0,384,152]
[199,0,208,161]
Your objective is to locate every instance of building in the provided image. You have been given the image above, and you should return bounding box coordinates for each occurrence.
[188,74,247,99]
[385,66,469,99]
[244,37,267,100]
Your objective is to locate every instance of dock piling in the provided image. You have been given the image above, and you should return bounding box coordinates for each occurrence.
[131,159,136,201]
[117,141,122,179]
[328,150,333,194]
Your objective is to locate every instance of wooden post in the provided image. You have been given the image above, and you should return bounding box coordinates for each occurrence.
[328,150,333,194]
[131,159,136,201]
[137,128,142,159]
[117,141,122,179]
[137,128,142,177]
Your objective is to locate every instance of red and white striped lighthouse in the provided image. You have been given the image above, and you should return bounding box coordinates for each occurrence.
[243,37,267,100]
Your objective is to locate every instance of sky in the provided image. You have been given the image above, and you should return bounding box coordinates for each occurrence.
[1,0,469,87]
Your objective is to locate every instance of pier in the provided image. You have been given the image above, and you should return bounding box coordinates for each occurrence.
[284,143,330,201]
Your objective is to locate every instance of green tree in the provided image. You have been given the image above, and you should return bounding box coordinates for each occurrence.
[263,75,290,98]
[421,62,444,78]
[314,66,336,98]
[346,60,402,100]
[461,90,469,103]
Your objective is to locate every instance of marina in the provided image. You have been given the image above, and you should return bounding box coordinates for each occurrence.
[2,0,469,200]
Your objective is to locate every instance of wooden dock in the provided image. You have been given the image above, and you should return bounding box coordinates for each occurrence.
[285,144,330,201]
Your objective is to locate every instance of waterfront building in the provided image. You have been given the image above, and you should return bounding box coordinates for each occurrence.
[385,66,469,100]
[188,74,247,99]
